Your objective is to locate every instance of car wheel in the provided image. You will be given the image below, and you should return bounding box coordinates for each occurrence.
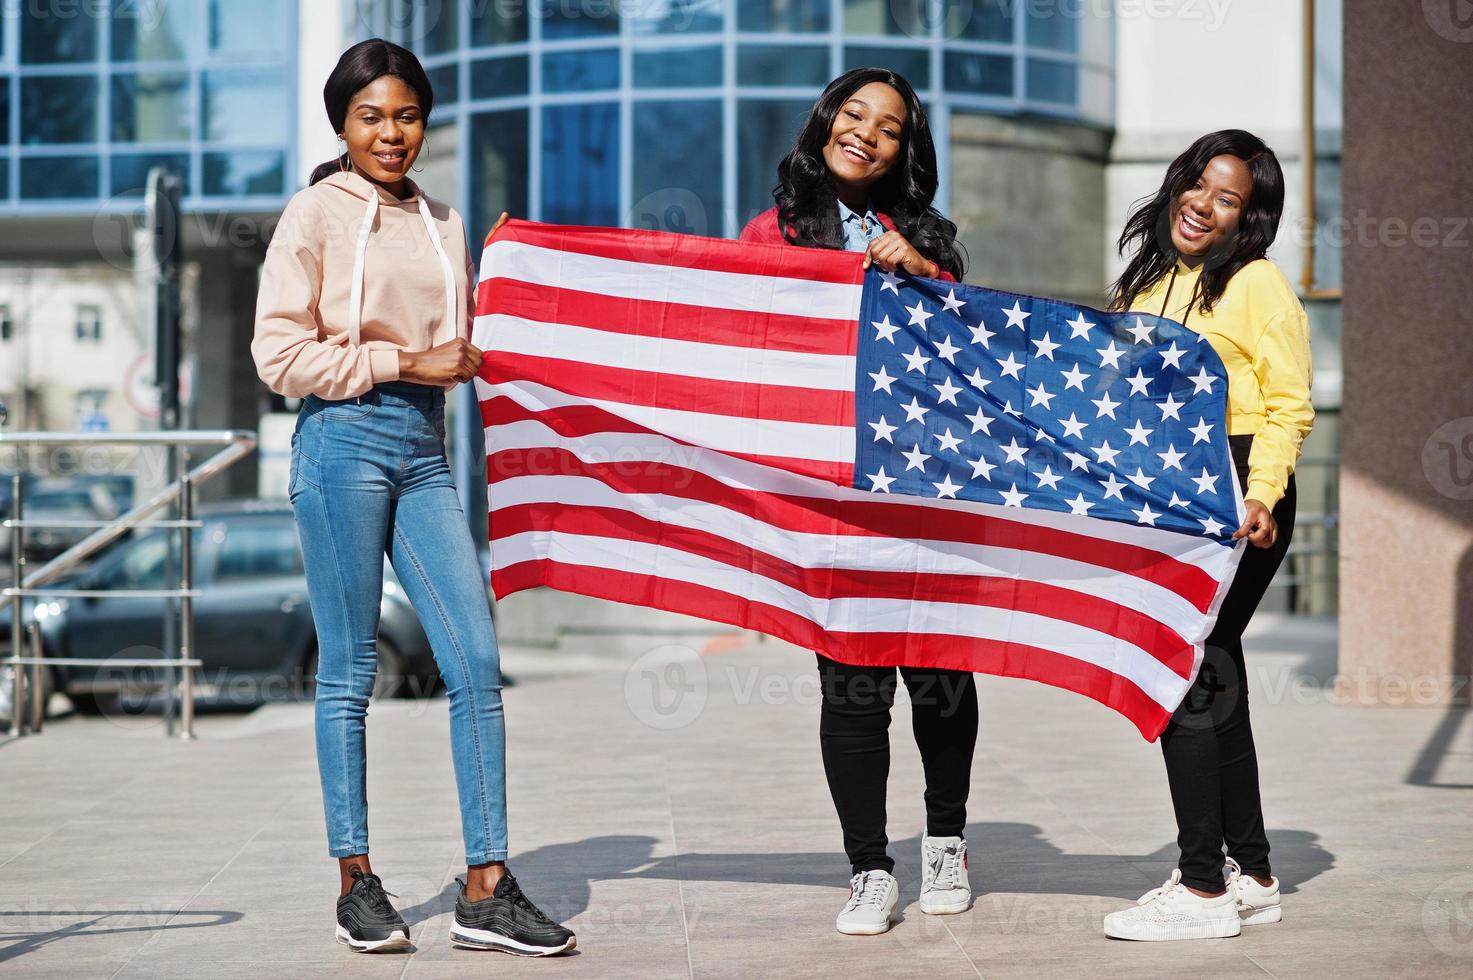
[66,691,110,716]
[296,637,409,700]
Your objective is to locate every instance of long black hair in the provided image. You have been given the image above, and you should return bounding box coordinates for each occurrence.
[1109,129,1285,315]
[308,39,435,186]
[773,68,965,279]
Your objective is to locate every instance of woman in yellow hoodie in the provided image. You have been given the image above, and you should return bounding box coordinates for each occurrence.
[251,39,573,957]
[1100,130,1313,942]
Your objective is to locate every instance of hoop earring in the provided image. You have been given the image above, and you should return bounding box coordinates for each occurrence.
[337,136,351,173]
[410,135,429,174]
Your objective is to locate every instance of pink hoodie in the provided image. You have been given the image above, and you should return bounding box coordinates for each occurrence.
[251,169,476,400]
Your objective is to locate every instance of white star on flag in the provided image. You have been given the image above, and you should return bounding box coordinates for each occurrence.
[1066,493,1094,515]
[905,299,934,329]
[934,474,962,498]
[969,455,997,480]
[1092,441,1122,466]
[935,428,962,453]
[1035,466,1063,490]
[1189,366,1216,393]
[902,347,931,373]
[1126,317,1155,344]
[1157,445,1185,470]
[1064,313,1094,339]
[1002,301,1031,329]
[999,483,1029,507]
[968,319,995,348]
[1124,419,1154,445]
[940,290,966,314]
[1133,502,1161,526]
[901,397,929,423]
[869,365,896,394]
[872,315,900,343]
[868,468,896,492]
[996,352,1025,379]
[932,376,962,405]
[879,270,902,294]
[1189,417,1215,444]
[1031,333,1060,360]
[1158,342,1187,369]
[902,444,931,472]
[1125,369,1153,396]
[1001,437,1029,465]
[1092,391,1121,419]
[1099,473,1127,500]
[869,416,897,442]
[1060,413,1088,439]
[1060,363,1090,391]
[933,334,961,363]
[1097,341,1125,369]
[966,406,995,434]
[1191,468,1219,495]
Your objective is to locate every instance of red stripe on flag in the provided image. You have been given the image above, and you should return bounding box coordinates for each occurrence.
[487,219,867,286]
[490,501,1197,678]
[479,354,855,426]
[476,277,859,357]
[479,392,855,486]
[491,558,1175,740]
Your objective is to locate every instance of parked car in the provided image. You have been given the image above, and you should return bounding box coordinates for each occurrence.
[0,500,448,724]
[3,481,122,560]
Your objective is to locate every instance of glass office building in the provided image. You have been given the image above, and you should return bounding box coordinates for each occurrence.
[0,0,296,212]
[365,0,1112,241]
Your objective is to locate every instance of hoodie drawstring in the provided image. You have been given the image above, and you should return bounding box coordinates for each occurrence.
[345,184,459,357]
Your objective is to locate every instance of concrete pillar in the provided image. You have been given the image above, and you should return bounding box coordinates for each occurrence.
[1336,0,1473,703]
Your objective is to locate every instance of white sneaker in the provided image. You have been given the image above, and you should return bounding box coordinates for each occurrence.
[1102,869,1242,941]
[919,835,972,914]
[836,870,900,935]
[1225,856,1282,925]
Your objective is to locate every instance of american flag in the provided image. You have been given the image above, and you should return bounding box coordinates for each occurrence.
[474,220,1247,739]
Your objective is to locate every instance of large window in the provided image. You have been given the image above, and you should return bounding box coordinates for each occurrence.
[383,0,1096,237]
[2,0,296,211]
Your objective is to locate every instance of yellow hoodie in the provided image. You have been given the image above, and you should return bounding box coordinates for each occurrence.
[1130,258,1313,510]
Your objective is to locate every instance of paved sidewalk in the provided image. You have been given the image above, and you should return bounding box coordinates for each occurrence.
[2,607,1472,978]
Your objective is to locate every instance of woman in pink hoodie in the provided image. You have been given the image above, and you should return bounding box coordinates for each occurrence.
[251,39,573,957]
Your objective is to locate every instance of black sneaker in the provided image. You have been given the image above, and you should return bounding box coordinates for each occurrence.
[449,872,576,956]
[335,868,411,952]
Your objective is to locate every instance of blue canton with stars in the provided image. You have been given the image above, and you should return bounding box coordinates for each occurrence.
[853,269,1243,544]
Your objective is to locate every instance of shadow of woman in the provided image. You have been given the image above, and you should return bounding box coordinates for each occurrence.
[398,822,1335,926]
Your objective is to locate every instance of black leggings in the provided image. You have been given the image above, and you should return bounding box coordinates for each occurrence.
[1160,434,1295,892]
[816,654,979,875]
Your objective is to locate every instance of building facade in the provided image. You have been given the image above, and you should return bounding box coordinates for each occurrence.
[0,0,1343,612]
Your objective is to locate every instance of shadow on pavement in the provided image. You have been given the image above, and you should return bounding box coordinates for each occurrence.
[395,825,1335,926]
[0,909,243,964]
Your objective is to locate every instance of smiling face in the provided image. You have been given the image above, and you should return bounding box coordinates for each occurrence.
[341,74,425,192]
[821,81,907,205]
[1170,154,1254,263]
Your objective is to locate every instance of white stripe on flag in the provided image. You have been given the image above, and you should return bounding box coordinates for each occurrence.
[477,313,857,391]
[483,376,857,465]
[480,239,865,321]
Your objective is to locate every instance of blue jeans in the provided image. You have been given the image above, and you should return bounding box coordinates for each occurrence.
[288,379,508,865]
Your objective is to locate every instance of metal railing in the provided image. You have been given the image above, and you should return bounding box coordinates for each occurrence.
[2,424,257,738]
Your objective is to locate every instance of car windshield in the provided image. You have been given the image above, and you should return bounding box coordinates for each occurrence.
[26,490,94,512]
